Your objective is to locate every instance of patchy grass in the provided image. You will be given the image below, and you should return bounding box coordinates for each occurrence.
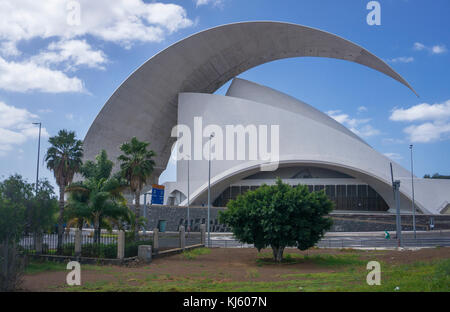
[62,258,450,292]
[256,252,365,267]
[24,260,67,275]
[25,248,450,292]
[181,248,211,260]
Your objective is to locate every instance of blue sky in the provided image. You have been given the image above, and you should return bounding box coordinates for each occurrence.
[0,0,449,188]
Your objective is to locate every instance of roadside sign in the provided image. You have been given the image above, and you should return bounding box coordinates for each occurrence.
[151,184,165,205]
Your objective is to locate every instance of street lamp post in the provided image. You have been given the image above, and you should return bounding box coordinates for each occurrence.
[410,144,416,239]
[207,134,214,248]
[187,157,190,233]
[32,122,42,193]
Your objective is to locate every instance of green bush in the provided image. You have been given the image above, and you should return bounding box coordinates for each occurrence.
[82,243,117,259]
[125,240,152,258]
[60,242,117,258]
[62,243,75,256]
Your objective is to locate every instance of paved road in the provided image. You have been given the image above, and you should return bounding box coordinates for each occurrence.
[20,231,450,250]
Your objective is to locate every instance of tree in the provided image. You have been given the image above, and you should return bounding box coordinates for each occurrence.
[44,130,83,254]
[219,178,334,262]
[0,176,28,291]
[28,180,58,236]
[424,173,450,179]
[66,150,128,243]
[117,137,156,239]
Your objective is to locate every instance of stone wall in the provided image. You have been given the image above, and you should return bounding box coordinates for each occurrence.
[142,205,450,232]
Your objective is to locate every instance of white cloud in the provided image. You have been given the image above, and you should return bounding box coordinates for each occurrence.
[0,1,193,47]
[65,113,74,120]
[38,108,53,113]
[327,110,380,138]
[390,100,450,143]
[0,0,194,93]
[0,41,20,57]
[431,45,447,54]
[413,42,447,55]
[0,56,84,93]
[32,39,107,71]
[0,101,49,156]
[357,106,368,113]
[404,122,450,143]
[195,0,224,7]
[383,152,403,161]
[388,56,414,64]
[413,42,426,51]
[390,100,450,122]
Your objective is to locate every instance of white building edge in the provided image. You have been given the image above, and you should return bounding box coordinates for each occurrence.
[165,78,450,215]
[81,21,450,215]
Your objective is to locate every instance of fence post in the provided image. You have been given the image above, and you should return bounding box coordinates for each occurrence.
[179,226,185,250]
[153,228,159,253]
[74,229,82,257]
[117,230,125,260]
[35,232,43,255]
[200,224,206,246]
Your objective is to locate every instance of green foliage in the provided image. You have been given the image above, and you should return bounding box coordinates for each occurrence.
[0,175,29,243]
[45,129,84,189]
[117,137,156,194]
[0,243,25,291]
[24,260,66,275]
[66,150,129,242]
[219,178,333,261]
[81,243,117,259]
[28,180,58,234]
[181,248,211,260]
[423,173,450,179]
[117,137,156,240]
[60,242,117,259]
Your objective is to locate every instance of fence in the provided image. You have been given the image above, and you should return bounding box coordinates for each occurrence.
[208,237,450,249]
[18,225,207,260]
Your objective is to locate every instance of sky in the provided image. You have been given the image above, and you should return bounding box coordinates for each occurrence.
[0,0,449,189]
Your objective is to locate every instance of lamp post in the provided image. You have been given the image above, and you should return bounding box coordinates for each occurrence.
[187,156,190,233]
[207,134,214,248]
[409,144,416,239]
[32,122,42,193]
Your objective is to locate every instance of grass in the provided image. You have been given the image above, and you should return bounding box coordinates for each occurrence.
[181,248,211,260]
[62,258,449,292]
[24,260,67,274]
[256,252,366,267]
[25,250,450,292]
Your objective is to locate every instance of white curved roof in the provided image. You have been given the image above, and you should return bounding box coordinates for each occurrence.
[173,80,450,215]
[226,78,369,145]
[83,21,417,178]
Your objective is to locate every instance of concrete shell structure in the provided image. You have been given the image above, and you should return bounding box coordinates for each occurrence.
[82,21,450,214]
[165,78,450,215]
[83,21,417,182]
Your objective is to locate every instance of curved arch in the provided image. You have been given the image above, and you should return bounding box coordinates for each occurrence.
[83,21,417,179]
[180,158,429,214]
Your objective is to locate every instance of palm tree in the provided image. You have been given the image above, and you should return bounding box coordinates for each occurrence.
[45,130,83,254]
[66,150,128,243]
[117,137,156,239]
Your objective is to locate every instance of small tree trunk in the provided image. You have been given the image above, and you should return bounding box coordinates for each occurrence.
[57,185,65,254]
[134,191,140,241]
[271,245,285,262]
[94,219,100,244]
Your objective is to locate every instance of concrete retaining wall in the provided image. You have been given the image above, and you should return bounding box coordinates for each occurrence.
[143,205,450,232]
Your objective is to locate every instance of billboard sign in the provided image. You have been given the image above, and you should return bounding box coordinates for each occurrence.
[151,184,165,205]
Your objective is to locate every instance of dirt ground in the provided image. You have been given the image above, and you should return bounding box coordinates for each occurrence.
[22,247,450,291]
